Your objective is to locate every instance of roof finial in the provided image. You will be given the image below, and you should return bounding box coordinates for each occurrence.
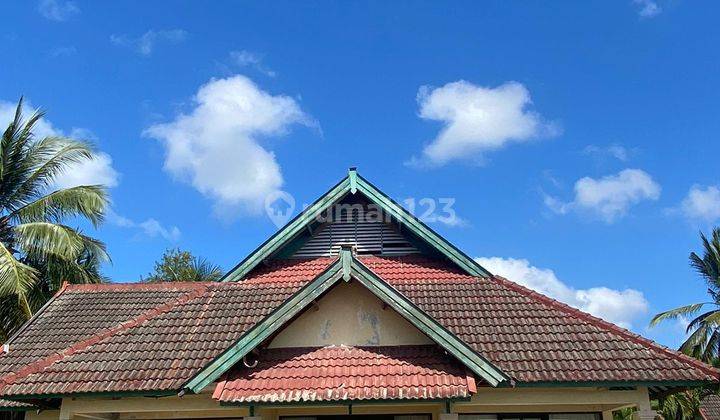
[348,167,358,194]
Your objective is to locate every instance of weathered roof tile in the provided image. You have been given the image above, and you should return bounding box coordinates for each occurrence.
[214,345,473,403]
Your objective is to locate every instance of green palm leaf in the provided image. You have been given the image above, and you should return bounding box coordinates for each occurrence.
[650,303,710,327]
[11,185,108,226]
[14,222,86,261]
[0,242,37,316]
[0,99,110,337]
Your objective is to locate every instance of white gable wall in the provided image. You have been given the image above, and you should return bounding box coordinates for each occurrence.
[268,280,432,348]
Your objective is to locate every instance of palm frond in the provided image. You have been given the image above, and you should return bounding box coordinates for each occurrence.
[0,241,37,317]
[191,257,224,282]
[14,222,85,261]
[691,229,720,292]
[650,303,710,327]
[684,309,720,335]
[680,323,712,357]
[10,185,108,227]
[4,137,94,207]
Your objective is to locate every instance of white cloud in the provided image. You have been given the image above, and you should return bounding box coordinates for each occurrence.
[476,256,649,329]
[0,100,120,190]
[110,29,188,56]
[681,185,720,223]
[106,209,180,242]
[545,168,660,223]
[144,75,314,218]
[37,0,80,22]
[633,0,661,18]
[410,80,559,167]
[229,50,276,77]
[52,152,120,189]
[582,144,631,162]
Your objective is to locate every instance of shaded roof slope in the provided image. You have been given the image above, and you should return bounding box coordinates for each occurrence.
[702,394,720,420]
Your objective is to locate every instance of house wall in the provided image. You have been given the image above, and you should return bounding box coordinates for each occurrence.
[268,280,432,348]
[46,386,653,420]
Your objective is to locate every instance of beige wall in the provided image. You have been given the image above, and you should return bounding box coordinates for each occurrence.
[268,280,432,348]
[48,386,652,420]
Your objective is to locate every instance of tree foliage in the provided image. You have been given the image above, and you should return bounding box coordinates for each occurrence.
[143,248,223,283]
[0,98,109,341]
[650,227,720,419]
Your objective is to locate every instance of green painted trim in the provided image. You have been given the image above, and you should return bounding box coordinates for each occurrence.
[349,258,508,386]
[349,168,358,194]
[516,380,711,388]
[221,178,351,283]
[185,255,508,394]
[341,247,352,281]
[185,261,345,392]
[220,398,470,407]
[222,170,492,283]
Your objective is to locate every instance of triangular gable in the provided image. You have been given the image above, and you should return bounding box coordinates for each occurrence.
[222,168,491,282]
[267,279,433,348]
[183,248,508,393]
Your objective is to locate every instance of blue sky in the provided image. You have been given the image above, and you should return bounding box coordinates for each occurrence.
[2,0,719,348]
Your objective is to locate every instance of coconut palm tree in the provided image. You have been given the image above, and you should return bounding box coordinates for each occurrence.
[0,98,109,340]
[143,248,223,283]
[651,228,720,362]
[651,228,720,420]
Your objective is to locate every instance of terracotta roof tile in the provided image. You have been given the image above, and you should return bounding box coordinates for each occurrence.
[360,256,718,383]
[0,259,334,397]
[0,255,716,398]
[0,398,34,409]
[702,394,720,420]
[214,345,474,403]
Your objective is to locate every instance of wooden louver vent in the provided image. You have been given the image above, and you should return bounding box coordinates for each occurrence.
[292,205,420,258]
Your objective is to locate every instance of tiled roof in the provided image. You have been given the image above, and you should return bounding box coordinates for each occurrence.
[213,345,475,403]
[702,394,720,420]
[0,259,334,397]
[361,255,718,383]
[0,255,716,399]
[0,398,34,410]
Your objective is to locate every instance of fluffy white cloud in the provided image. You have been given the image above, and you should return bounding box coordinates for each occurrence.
[52,153,120,189]
[545,169,660,223]
[144,75,314,217]
[110,29,188,56]
[107,209,180,242]
[476,256,649,329]
[410,80,558,167]
[37,0,80,21]
[633,0,661,18]
[0,100,120,189]
[229,50,276,77]
[681,185,720,223]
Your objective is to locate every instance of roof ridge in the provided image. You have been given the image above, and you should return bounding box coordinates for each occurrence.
[64,282,215,291]
[0,283,210,391]
[491,274,720,380]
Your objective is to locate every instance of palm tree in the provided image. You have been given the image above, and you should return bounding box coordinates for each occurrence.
[651,228,720,420]
[0,98,109,341]
[651,228,720,362]
[143,248,223,283]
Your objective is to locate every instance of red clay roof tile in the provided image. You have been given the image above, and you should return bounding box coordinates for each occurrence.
[0,255,716,399]
[214,345,473,403]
